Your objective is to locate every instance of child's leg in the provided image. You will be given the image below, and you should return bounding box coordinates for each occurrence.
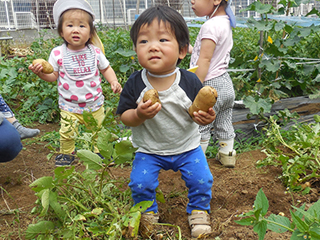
[208,73,236,167]
[178,146,213,214]
[203,74,236,166]
[199,125,212,154]
[0,94,40,139]
[129,152,162,213]
[0,118,23,162]
[178,146,213,237]
[59,110,78,154]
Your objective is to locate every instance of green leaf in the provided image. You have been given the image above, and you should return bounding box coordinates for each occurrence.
[83,110,99,132]
[114,48,136,57]
[130,200,154,213]
[49,191,66,221]
[254,189,269,216]
[40,189,50,217]
[303,65,315,75]
[253,219,268,240]
[298,27,311,38]
[77,150,103,170]
[156,187,165,203]
[29,176,54,192]
[260,59,281,72]
[54,166,75,181]
[74,214,86,221]
[114,152,134,164]
[310,225,320,239]
[290,229,308,240]
[244,96,272,115]
[113,140,137,164]
[235,217,256,226]
[306,198,320,219]
[267,214,291,233]
[97,128,113,159]
[244,1,273,14]
[25,221,55,239]
[125,211,141,237]
[275,21,285,31]
[115,140,137,155]
[246,18,273,31]
[290,209,309,232]
[120,64,131,73]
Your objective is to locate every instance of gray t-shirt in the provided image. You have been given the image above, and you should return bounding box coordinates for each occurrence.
[117,69,203,155]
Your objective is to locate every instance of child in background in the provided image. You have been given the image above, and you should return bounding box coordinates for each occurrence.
[0,112,23,162]
[29,0,122,166]
[0,94,40,139]
[189,0,237,167]
[116,6,216,238]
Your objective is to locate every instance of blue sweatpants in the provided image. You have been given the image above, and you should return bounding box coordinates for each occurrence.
[129,146,213,214]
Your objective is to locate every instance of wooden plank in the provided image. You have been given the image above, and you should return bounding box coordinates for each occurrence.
[223,96,320,141]
[232,96,320,124]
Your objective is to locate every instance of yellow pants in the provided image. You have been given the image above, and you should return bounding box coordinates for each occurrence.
[59,107,105,154]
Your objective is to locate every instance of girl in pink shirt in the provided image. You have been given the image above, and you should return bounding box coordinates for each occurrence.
[29,0,122,166]
[190,0,237,167]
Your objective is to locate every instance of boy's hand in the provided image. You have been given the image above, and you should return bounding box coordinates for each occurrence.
[192,108,216,126]
[136,99,161,120]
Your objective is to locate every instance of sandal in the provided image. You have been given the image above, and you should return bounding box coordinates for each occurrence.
[216,150,236,168]
[188,210,211,238]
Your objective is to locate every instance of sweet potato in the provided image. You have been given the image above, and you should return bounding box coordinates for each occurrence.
[32,59,54,74]
[188,86,218,117]
[143,89,161,105]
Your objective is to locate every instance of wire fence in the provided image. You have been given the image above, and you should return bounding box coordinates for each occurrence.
[0,0,319,30]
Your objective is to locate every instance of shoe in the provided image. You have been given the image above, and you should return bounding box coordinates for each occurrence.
[55,154,75,166]
[188,210,211,238]
[216,150,236,168]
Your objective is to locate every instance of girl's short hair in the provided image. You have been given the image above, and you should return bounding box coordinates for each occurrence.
[57,9,95,46]
[130,5,189,65]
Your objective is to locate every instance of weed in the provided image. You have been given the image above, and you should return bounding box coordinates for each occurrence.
[235,188,320,240]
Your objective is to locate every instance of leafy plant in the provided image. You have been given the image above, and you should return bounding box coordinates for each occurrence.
[256,114,320,193]
[235,188,320,240]
[229,0,320,118]
[26,125,137,239]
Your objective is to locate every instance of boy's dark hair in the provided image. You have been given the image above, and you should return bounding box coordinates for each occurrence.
[130,5,189,65]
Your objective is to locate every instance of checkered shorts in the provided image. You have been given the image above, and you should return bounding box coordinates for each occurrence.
[199,72,235,140]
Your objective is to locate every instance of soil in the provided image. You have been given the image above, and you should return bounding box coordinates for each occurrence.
[0,121,319,240]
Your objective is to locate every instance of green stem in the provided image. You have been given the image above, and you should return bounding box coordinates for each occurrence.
[265,219,295,232]
[59,196,89,212]
[155,223,182,240]
[98,167,107,197]
[271,117,302,156]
